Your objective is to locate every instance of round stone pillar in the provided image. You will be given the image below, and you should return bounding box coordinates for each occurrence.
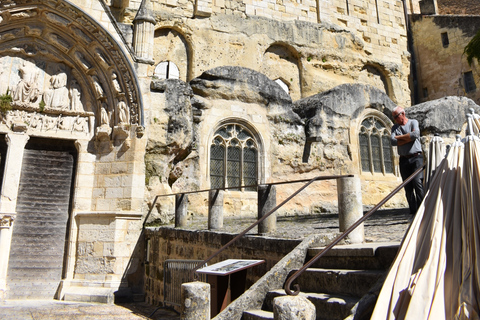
[337,175,364,244]
[273,295,315,320]
[181,281,210,320]
[208,190,224,230]
[175,194,188,228]
[257,185,276,235]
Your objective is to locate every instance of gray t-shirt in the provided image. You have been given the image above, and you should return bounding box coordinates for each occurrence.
[391,119,422,156]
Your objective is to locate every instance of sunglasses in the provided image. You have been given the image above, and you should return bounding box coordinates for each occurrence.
[393,112,404,119]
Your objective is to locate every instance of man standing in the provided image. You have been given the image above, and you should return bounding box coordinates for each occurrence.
[391,106,425,214]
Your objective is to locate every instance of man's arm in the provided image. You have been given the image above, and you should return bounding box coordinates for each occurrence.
[395,133,412,146]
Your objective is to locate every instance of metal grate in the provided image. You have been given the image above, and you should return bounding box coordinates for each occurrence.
[163,260,207,307]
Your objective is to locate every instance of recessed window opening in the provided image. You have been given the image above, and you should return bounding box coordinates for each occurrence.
[464,71,476,93]
[210,124,258,191]
[441,32,449,48]
[423,87,428,98]
[359,117,394,175]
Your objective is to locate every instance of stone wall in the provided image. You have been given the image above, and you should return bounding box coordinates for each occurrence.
[143,227,302,307]
[437,0,480,15]
[411,15,480,106]
[120,0,411,106]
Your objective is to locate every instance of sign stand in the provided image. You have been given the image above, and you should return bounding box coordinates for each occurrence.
[196,259,265,316]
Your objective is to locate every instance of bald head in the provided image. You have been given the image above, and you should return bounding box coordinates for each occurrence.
[392,106,407,125]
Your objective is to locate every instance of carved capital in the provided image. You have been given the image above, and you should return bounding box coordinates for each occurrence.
[5,133,29,148]
[0,214,15,228]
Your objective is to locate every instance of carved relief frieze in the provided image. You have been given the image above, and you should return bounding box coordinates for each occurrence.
[0,0,143,144]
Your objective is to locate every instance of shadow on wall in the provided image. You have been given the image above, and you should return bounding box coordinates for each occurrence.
[115,230,146,303]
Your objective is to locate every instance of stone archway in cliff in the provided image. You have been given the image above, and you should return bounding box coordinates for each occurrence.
[261,43,303,101]
[153,27,192,82]
[359,64,392,101]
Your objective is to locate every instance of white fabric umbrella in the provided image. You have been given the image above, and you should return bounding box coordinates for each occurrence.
[371,134,480,320]
[425,134,445,191]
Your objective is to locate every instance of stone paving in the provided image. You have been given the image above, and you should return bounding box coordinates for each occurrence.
[0,300,180,320]
[182,208,413,243]
[0,208,412,320]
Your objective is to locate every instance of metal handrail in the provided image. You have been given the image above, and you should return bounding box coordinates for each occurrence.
[191,174,354,277]
[143,177,352,229]
[284,165,426,295]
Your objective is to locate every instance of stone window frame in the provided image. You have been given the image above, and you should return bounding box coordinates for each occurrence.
[207,119,265,191]
[352,109,397,178]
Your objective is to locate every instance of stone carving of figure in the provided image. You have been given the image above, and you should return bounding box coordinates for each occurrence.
[44,64,69,110]
[117,100,129,124]
[92,75,105,98]
[69,79,83,111]
[112,72,122,93]
[100,103,109,127]
[12,59,41,105]
[73,116,88,133]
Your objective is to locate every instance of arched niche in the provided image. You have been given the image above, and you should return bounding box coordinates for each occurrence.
[0,1,143,141]
[261,43,302,101]
[359,64,392,101]
[153,27,192,81]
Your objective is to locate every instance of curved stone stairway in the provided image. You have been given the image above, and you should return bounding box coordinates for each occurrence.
[242,242,399,320]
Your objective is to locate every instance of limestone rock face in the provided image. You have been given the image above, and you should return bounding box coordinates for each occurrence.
[190,66,297,117]
[146,79,198,223]
[291,84,396,176]
[294,84,396,140]
[407,96,480,135]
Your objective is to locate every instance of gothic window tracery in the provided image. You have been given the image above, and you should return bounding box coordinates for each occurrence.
[210,124,258,191]
[359,116,393,174]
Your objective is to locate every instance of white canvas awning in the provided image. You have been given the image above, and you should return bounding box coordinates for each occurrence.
[371,128,480,319]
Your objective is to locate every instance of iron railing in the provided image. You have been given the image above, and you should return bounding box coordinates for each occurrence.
[284,165,425,295]
[189,175,354,276]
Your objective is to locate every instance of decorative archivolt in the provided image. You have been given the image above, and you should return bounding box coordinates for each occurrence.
[0,0,142,140]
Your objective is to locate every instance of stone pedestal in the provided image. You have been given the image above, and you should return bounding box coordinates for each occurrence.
[258,185,276,235]
[208,190,224,230]
[337,175,364,244]
[181,281,210,320]
[273,295,315,320]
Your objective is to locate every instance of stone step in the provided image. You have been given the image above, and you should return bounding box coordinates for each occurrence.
[288,268,385,297]
[62,286,115,304]
[306,242,400,270]
[246,289,358,320]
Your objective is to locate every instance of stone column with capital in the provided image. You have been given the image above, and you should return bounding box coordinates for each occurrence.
[0,133,30,213]
[0,133,29,298]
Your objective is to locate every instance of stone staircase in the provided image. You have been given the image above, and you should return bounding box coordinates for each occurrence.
[242,242,399,320]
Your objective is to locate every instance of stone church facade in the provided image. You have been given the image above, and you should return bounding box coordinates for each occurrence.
[0,0,477,303]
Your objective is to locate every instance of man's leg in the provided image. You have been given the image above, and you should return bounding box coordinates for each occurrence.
[411,155,425,210]
[400,159,417,214]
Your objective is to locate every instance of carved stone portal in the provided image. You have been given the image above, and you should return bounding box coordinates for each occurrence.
[0,56,134,142]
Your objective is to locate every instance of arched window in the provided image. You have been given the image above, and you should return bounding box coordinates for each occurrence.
[359,116,394,174]
[154,61,180,79]
[210,124,258,191]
